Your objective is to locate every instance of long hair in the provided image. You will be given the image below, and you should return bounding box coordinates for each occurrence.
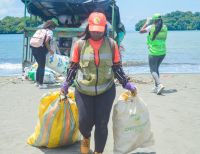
[152,19,163,40]
[82,24,108,40]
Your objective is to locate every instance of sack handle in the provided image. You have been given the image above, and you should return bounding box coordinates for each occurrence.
[59,92,72,103]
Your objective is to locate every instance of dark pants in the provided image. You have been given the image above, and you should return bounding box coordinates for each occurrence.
[148,54,165,86]
[75,84,116,153]
[32,46,48,84]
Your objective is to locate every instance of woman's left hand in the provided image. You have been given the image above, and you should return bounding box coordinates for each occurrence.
[124,82,137,95]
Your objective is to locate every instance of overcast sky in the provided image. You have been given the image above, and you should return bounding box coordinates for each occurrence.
[0,0,199,29]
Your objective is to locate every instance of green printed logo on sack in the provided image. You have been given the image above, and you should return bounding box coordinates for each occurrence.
[130,114,141,123]
[124,120,149,133]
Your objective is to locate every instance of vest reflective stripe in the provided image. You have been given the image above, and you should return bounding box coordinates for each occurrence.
[74,38,114,96]
[147,25,167,56]
[76,80,114,94]
[99,53,112,59]
[80,53,112,61]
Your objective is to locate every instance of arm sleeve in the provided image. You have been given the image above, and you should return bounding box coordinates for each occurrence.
[112,62,129,87]
[66,41,81,85]
[65,62,79,86]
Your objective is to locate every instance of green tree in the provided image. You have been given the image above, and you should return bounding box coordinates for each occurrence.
[0,16,42,34]
[135,11,200,31]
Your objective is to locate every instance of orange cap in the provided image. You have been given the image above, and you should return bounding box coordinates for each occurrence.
[88,12,107,32]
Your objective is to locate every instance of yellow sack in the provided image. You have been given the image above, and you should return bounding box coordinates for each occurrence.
[27,90,80,148]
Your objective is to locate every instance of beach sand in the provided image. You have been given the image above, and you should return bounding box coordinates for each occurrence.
[0,74,200,154]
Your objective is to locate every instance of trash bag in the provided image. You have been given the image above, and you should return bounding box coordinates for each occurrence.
[26,63,56,84]
[27,90,80,148]
[113,91,154,154]
[46,53,70,75]
[43,70,56,84]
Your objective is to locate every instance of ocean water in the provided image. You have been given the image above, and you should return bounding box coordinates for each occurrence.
[0,34,23,76]
[0,31,200,76]
[122,31,200,74]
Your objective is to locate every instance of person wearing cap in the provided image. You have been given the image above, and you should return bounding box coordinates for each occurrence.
[31,18,58,89]
[61,12,137,154]
[140,13,168,95]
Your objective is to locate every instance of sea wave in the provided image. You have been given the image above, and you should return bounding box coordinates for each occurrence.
[122,61,200,67]
[0,63,22,70]
[0,61,199,76]
[124,63,200,74]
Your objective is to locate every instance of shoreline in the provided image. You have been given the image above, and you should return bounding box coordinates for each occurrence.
[1,72,200,77]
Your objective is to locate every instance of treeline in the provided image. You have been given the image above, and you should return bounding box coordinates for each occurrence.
[0,16,42,34]
[135,11,200,31]
[1,11,200,33]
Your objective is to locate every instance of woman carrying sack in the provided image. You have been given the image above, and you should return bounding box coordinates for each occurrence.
[30,18,58,89]
[61,11,137,154]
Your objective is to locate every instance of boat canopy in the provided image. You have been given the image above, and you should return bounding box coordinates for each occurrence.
[21,0,114,20]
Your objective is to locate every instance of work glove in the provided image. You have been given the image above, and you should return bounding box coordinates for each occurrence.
[124,82,137,95]
[61,81,69,95]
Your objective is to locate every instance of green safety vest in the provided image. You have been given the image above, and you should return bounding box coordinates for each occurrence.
[147,25,168,56]
[74,38,114,96]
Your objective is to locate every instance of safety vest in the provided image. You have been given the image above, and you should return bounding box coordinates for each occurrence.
[74,38,114,96]
[147,25,168,56]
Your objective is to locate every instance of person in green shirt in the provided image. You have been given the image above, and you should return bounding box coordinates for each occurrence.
[140,13,168,95]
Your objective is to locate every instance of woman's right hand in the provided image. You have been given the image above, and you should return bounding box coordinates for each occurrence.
[61,81,69,95]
